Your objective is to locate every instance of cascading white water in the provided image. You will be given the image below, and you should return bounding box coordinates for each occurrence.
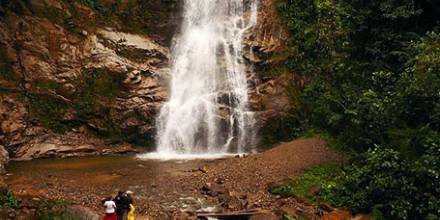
[143,0,259,159]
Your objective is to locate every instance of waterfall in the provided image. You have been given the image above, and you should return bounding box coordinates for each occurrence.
[146,0,259,159]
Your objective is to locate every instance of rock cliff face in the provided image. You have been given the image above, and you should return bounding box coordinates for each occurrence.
[0,0,295,161]
[0,0,173,161]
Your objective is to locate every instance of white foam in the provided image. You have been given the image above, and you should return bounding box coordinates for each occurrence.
[155,0,259,154]
[136,152,237,161]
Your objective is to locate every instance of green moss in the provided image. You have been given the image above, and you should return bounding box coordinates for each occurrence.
[25,68,126,139]
[75,68,122,115]
[33,80,62,91]
[271,164,342,202]
[0,46,16,81]
[73,68,125,140]
[36,200,80,220]
[26,93,71,133]
[25,69,124,138]
[84,68,122,97]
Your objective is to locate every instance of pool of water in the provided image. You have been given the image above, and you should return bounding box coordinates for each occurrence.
[5,155,223,218]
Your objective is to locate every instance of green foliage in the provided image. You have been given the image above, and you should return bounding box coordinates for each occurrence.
[411,135,440,218]
[271,164,341,202]
[275,0,349,75]
[36,200,80,220]
[278,0,440,151]
[0,191,20,208]
[261,112,305,146]
[323,147,414,218]
[272,143,440,219]
[277,0,440,218]
[322,144,440,219]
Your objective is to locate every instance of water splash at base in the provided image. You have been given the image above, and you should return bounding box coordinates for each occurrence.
[137,152,238,161]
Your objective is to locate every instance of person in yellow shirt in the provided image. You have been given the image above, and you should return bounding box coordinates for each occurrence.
[126,191,135,220]
[127,203,135,220]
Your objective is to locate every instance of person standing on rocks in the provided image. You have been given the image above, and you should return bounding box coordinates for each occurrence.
[114,191,129,220]
[126,190,135,220]
[103,196,117,220]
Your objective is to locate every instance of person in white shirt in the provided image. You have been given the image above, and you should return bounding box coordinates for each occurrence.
[103,196,117,220]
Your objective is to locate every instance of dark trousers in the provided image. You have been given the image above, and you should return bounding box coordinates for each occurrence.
[117,209,128,220]
[116,209,124,220]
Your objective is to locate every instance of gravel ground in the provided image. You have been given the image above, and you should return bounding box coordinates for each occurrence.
[6,138,345,219]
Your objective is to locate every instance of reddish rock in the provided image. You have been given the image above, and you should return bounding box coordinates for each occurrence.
[309,184,321,195]
[351,214,372,220]
[280,206,300,218]
[321,209,353,220]
[0,9,170,160]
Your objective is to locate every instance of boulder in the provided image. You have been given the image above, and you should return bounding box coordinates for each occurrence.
[351,214,372,220]
[280,206,300,218]
[201,182,227,197]
[321,209,353,220]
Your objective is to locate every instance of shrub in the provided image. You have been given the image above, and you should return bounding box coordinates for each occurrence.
[271,164,342,202]
[36,200,80,220]
[0,191,20,208]
[323,147,415,219]
[411,136,440,218]
[276,0,440,218]
[323,145,440,219]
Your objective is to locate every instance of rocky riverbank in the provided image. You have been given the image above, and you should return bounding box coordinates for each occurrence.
[4,138,350,219]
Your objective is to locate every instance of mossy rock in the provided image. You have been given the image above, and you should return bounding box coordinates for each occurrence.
[0,46,16,81]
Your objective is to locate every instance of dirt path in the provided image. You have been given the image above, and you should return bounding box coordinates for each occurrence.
[6,138,345,219]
